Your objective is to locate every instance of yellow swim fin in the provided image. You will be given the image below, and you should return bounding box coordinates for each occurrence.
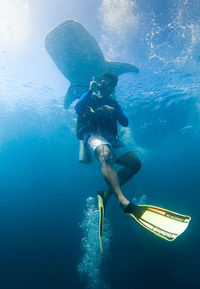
[97,192,105,254]
[124,202,191,241]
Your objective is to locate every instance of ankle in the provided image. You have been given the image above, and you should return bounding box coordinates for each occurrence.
[119,199,129,210]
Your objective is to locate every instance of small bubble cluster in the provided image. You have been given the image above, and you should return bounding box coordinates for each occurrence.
[77,197,112,289]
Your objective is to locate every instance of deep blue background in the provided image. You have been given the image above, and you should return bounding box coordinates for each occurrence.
[0,1,200,288]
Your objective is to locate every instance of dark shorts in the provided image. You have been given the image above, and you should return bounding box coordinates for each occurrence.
[83,132,131,161]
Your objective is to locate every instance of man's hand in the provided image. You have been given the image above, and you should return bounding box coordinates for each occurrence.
[97,105,114,113]
[89,77,99,92]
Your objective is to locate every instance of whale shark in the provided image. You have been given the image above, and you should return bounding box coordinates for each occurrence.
[45,19,139,108]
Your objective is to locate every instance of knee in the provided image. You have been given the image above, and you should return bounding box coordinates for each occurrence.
[104,150,113,163]
[135,158,142,173]
[130,157,142,174]
[102,149,114,165]
[95,145,113,164]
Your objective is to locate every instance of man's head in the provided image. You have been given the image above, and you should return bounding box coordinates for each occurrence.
[98,72,118,97]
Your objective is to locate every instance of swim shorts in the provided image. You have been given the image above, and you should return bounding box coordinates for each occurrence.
[83,132,131,161]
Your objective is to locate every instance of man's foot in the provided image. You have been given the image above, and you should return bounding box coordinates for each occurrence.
[123,201,145,218]
[123,201,137,213]
[118,197,130,211]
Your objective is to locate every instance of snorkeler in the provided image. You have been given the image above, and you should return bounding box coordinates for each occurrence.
[75,72,191,254]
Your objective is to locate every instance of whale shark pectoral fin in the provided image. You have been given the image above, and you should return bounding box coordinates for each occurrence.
[63,60,139,109]
[106,61,139,76]
[63,61,139,108]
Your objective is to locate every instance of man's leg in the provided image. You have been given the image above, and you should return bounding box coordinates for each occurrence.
[95,144,129,209]
[103,151,142,204]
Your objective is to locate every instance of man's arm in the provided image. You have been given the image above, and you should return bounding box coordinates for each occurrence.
[115,103,128,127]
[75,90,93,114]
[96,102,128,126]
[75,79,100,114]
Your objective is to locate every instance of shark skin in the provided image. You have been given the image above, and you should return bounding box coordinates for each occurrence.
[45,19,139,108]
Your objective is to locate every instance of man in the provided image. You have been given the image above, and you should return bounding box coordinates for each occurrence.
[75,72,141,211]
[75,72,191,253]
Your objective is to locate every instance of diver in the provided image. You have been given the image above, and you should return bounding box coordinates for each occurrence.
[75,72,141,210]
[75,72,191,254]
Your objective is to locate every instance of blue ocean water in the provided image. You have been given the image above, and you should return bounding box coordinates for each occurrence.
[0,1,199,289]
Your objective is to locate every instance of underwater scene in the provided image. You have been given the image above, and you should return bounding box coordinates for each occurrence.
[0,1,199,288]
